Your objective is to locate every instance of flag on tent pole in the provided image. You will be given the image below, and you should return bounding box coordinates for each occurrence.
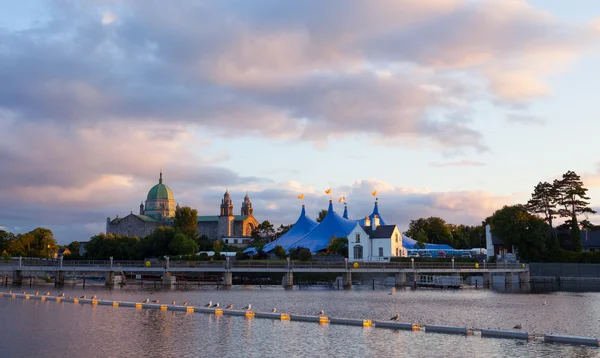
[338,196,345,203]
[325,188,332,195]
[297,194,304,200]
[371,190,377,197]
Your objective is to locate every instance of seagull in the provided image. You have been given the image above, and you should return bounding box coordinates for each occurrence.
[59,293,65,297]
[204,301,212,308]
[35,291,39,296]
[143,298,150,303]
[45,292,51,296]
[272,308,277,313]
[211,302,220,308]
[22,291,26,294]
[80,295,86,299]
[7,290,11,294]
[542,301,547,306]
[514,324,522,330]
[388,292,393,295]
[91,295,97,300]
[172,301,176,305]
[390,314,400,321]
[318,310,325,316]
[151,299,159,304]
[182,301,188,306]
[226,304,233,309]
[242,304,252,311]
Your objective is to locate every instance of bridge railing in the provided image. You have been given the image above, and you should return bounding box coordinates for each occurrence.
[0,258,527,270]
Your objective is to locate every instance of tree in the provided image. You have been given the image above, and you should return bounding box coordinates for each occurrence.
[275,224,293,239]
[316,210,328,223]
[169,233,198,255]
[488,205,548,261]
[84,233,139,260]
[0,230,15,254]
[526,181,560,251]
[273,245,287,259]
[212,240,223,254]
[65,241,82,260]
[252,221,275,242]
[328,237,348,257]
[174,206,199,241]
[404,217,455,247]
[555,171,596,252]
[136,226,176,258]
[298,248,312,261]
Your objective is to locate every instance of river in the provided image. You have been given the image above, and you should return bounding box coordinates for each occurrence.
[1,284,599,357]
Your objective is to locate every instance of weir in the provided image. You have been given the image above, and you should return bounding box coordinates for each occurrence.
[2,291,598,348]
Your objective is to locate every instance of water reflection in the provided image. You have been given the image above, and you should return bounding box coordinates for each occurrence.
[2,285,600,357]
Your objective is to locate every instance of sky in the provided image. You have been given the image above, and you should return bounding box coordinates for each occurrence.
[1,0,600,244]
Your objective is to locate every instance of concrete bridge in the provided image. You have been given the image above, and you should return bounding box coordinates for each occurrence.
[0,258,529,288]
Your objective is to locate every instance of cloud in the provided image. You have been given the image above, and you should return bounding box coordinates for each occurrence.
[0,0,594,151]
[0,0,596,242]
[430,160,486,168]
[506,113,546,126]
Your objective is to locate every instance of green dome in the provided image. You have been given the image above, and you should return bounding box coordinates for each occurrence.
[146,172,175,201]
[147,183,174,201]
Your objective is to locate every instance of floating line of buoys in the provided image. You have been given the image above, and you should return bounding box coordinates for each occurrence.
[1,292,598,347]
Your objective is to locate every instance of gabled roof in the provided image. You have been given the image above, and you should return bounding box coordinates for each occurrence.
[263,205,318,253]
[356,200,387,226]
[197,215,248,222]
[362,225,397,238]
[288,200,359,253]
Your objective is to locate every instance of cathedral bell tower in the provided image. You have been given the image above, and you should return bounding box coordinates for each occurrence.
[218,189,234,238]
[241,191,253,216]
[220,189,234,216]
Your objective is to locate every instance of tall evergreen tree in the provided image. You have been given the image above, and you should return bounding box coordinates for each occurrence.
[525,181,560,251]
[555,171,596,252]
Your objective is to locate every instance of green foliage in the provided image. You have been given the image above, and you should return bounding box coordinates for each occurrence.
[316,210,328,223]
[212,240,223,254]
[251,221,275,241]
[236,251,250,260]
[298,248,312,261]
[84,233,140,260]
[1,228,58,258]
[327,237,348,257]
[174,206,199,241]
[554,171,596,252]
[169,233,199,255]
[404,217,455,247]
[1,250,11,261]
[273,245,287,259]
[196,235,213,251]
[488,205,548,262]
[137,226,176,258]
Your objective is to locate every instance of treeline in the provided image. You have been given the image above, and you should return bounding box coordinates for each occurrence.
[83,206,224,260]
[487,170,596,262]
[403,217,484,249]
[0,228,59,259]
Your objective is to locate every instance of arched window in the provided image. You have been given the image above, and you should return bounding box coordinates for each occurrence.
[353,245,363,260]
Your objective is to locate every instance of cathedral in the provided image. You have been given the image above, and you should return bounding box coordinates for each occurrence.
[105,172,259,242]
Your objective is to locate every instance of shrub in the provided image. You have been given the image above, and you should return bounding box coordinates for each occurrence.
[273,245,287,260]
[298,248,312,261]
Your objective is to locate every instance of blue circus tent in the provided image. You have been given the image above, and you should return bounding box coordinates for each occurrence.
[356,200,387,226]
[262,205,318,253]
[288,200,359,253]
[402,235,454,251]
